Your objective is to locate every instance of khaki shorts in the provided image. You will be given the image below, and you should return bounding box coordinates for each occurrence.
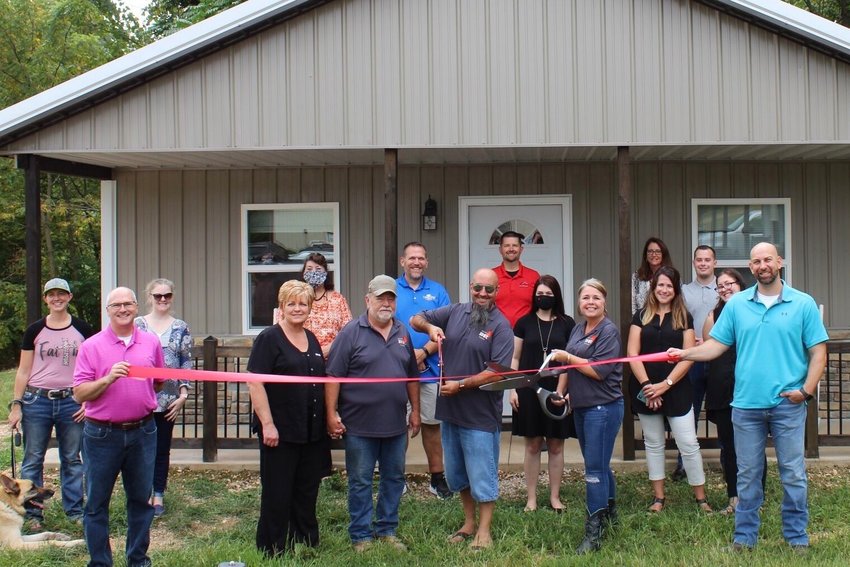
[419,382,441,426]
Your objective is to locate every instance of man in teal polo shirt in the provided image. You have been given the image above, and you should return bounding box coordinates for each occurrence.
[669,242,828,553]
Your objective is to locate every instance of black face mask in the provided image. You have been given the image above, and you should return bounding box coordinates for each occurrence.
[534,295,556,311]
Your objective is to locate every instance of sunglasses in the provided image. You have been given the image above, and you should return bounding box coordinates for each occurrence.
[471,284,497,294]
[152,293,173,301]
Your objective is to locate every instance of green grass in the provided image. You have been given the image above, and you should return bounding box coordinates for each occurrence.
[2,368,850,565]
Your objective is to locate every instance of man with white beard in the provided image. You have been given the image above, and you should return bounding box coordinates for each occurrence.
[325,275,420,553]
[410,268,514,551]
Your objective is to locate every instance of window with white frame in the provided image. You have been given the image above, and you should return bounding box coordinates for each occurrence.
[242,203,340,333]
[692,198,791,287]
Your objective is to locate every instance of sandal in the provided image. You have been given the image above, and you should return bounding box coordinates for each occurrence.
[696,498,713,513]
[448,530,474,543]
[720,497,738,516]
[648,497,665,513]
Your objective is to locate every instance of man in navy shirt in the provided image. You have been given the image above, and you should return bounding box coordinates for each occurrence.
[411,268,514,551]
[326,275,420,553]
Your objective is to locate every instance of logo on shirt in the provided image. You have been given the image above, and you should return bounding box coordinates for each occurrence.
[518,281,530,288]
[397,336,409,347]
[423,293,437,302]
[478,330,493,341]
[584,332,599,346]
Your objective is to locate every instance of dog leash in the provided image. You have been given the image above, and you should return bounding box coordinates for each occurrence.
[10,427,21,479]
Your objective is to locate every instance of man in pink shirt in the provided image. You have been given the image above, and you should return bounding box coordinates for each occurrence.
[493,231,540,328]
[74,287,164,567]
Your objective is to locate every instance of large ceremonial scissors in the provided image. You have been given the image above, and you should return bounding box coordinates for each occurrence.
[479,352,570,420]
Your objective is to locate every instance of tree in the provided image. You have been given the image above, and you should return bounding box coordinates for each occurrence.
[0,0,143,366]
[788,0,850,27]
[144,0,245,39]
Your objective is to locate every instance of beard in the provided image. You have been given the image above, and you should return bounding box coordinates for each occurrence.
[756,269,779,285]
[470,303,491,329]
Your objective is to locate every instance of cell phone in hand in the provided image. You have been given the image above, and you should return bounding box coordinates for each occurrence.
[636,389,647,403]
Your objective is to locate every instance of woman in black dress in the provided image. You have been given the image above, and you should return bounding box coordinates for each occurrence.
[703,268,756,515]
[509,275,576,512]
[247,280,331,556]
[628,266,711,513]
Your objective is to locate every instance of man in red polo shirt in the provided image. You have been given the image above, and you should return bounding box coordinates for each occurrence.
[493,231,540,328]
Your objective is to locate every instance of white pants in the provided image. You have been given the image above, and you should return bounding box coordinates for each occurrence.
[638,409,706,486]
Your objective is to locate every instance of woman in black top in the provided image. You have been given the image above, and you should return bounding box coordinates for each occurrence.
[628,266,711,513]
[247,280,330,556]
[703,268,764,515]
[509,275,575,513]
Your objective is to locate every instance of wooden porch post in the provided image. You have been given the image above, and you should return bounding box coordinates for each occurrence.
[618,147,636,461]
[21,155,42,325]
[384,149,398,277]
[202,336,219,463]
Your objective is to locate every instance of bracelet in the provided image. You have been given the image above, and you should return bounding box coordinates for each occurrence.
[8,399,22,410]
[459,379,466,390]
[423,346,432,357]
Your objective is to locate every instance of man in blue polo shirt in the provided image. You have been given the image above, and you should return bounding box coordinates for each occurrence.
[411,268,514,551]
[325,275,420,553]
[669,242,827,553]
[395,242,452,499]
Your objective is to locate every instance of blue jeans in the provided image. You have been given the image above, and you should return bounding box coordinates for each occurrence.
[344,433,407,543]
[82,418,157,567]
[573,399,624,514]
[153,412,175,495]
[441,421,500,502]
[20,391,84,520]
[732,400,808,547]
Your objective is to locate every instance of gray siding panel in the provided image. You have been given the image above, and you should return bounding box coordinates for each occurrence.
[115,159,850,339]
[10,0,850,153]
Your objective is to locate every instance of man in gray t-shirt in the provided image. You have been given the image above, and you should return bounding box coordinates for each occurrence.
[411,268,514,551]
[325,275,420,551]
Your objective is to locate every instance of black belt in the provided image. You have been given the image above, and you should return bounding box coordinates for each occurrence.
[26,386,73,400]
[85,414,153,431]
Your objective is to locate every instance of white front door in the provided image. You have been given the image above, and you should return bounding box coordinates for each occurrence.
[459,195,573,417]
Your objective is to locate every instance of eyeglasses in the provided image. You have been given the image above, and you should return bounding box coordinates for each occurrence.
[107,301,137,310]
[717,282,739,290]
[151,293,173,301]
[471,284,497,294]
[646,249,663,256]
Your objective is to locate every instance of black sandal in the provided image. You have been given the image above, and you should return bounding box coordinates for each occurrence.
[648,497,665,513]
[696,498,713,513]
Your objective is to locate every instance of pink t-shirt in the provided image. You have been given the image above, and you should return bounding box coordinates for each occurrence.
[22,317,93,390]
[73,325,164,422]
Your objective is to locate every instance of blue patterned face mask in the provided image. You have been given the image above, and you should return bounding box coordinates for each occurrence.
[304,270,328,287]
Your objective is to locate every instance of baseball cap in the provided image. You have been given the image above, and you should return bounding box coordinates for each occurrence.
[43,278,71,295]
[368,275,397,296]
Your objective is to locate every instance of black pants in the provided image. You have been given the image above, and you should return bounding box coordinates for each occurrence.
[256,435,330,556]
[708,408,766,498]
[153,412,175,494]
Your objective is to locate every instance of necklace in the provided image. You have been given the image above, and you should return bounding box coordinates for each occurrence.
[536,315,555,355]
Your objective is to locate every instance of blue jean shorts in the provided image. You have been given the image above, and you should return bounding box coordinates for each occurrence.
[441,421,500,502]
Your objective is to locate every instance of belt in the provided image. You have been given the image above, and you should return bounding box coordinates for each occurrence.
[85,414,154,431]
[26,386,73,400]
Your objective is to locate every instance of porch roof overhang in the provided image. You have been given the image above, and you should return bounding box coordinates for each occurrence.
[8,142,850,171]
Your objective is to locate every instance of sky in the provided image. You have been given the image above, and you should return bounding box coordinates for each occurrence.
[122,0,150,20]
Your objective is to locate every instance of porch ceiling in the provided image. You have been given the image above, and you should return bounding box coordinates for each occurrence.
[8,143,850,170]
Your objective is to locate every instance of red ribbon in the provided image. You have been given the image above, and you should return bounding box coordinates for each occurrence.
[126,351,672,385]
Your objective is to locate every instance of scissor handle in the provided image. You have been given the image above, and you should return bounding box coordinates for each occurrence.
[536,387,570,420]
[538,351,559,373]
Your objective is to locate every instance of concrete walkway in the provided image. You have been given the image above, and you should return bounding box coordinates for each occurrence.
[44,432,850,473]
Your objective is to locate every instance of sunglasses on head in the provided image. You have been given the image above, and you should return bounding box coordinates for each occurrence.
[152,293,173,301]
[471,284,496,294]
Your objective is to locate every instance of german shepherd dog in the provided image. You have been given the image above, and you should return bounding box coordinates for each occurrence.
[0,473,85,549]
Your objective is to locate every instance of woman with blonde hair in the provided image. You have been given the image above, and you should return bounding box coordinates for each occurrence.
[135,278,192,518]
[550,278,623,554]
[628,266,711,513]
[247,280,330,556]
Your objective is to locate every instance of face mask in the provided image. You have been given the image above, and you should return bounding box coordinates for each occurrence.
[304,270,328,287]
[534,295,556,311]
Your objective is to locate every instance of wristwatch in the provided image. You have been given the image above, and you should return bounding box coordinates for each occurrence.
[665,378,674,387]
[799,387,814,402]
